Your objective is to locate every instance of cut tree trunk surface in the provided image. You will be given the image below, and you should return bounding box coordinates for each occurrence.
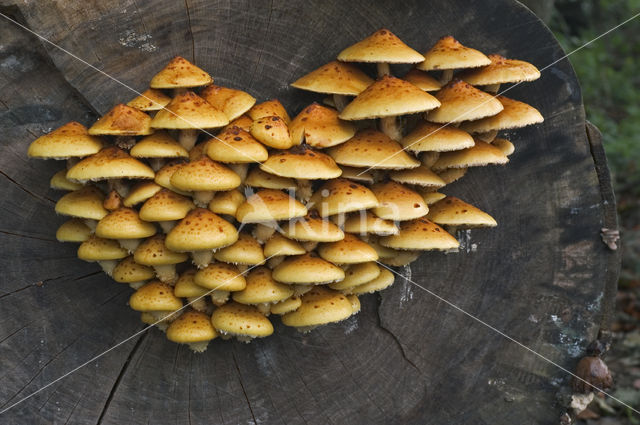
[0,1,620,424]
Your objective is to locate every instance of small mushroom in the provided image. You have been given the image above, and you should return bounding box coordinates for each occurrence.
[211,302,274,342]
[166,310,218,352]
[129,280,183,331]
[133,235,188,284]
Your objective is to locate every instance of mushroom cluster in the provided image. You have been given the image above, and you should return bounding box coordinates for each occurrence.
[28,29,543,352]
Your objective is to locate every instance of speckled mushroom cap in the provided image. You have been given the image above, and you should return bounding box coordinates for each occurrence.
[261,146,342,179]
[151,91,228,129]
[112,256,155,283]
[134,234,189,266]
[250,115,294,150]
[247,99,291,124]
[289,103,356,148]
[167,310,218,344]
[170,157,241,192]
[194,262,246,291]
[189,141,209,161]
[28,122,104,159]
[327,129,420,169]
[154,161,190,195]
[67,147,155,182]
[88,104,153,136]
[329,262,381,291]
[431,140,508,171]
[50,170,84,191]
[236,189,307,223]
[130,131,188,159]
[380,250,421,267]
[400,120,475,152]
[211,302,274,338]
[214,233,265,265]
[77,235,128,261]
[371,181,429,221]
[459,54,540,86]
[55,186,108,220]
[309,178,379,217]
[349,267,395,294]
[127,88,172,111]
[263,233,306,257]
[95,207,157,239]
[200,85,256,121]
[390,166,446,188]
[291,61,374,96]
[460,96,543,134]
[426,80,503,124]
[379,217,459,250]
[419,190,447,205]
[232,267,294,305]
[129,280,183,312]
[245,167,297,190]
[166,208,238,252]
[280,213,345,242]
[224,115,253,132]
[56,219,92,242]
[339,75,440,120]
[173,269,209,298]
[281,286,353,327]
[206,126,268,163]
[417,36,491,71]
[139,189,195,222]
[317,233,378,264]
[338,166,375,184]
[272,253,345,284]
[342,211,399,236]
[149,56,213,89]
[123,182,162,207]
[426,196,497,228]
[403,69,442,92]
[337,28,424,64]
[208,189,245,217]
[270,296,302,315]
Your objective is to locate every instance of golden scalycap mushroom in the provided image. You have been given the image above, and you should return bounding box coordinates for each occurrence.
[379,217,459,250]
[166,208,238,252]
[50,170,83,191]
[245,167,297,190]
[272,253,345,284]
[403,69,442,92]
[28,122,103,159]
[291,61,374,95]
[459,54,540,86]
[174,270,209,298]
[233,267,294,305]
[208,189,245,217]
[339,75,440,120]
[426,196,497,228]
[206,126,268,163]
[56,219,92,242]
[390,166,446,188]
[127,88,172,111]
[380,250,421,267]
[170,157,241,192]
[96,208,157,239]
[261,146,342,179]
[149,56,213,89]
[426,80,503,124]
[270,296,302,315]
[309,178,378,217]
[189,141,209,161]
[342,211,398,236]
[112,256,155,285]
[133,235,189,277]
[77,234,128,260]
[263,233,306,257]
[317,233,378,264]
[492,138,515,156]
[66,147,155,182]
[211,302,274,340]
[129,280,183,312]
[214,233,265,265]
[431,140,508,171]
[328,129,420,170]
[130,131,188,159]
[437,167,467,184]
[247,99,291,124]
[460,96,544,134]
[200,85,256,121]
[371,181,429,221]
[417,36,491,71]
[281,286,353,329]
[88,104,153,136]
[419,190,447,205]
[224,115,253,132]
[194,262,247,291]
[236,189,307,223]
[337,28,424,64]
[329,262,381,291]
[289,103,356,148]
[400,121,475,152]
[280,213,345,242]
[166,310,218,352]
[151,91,228,129]
[124,181,162,207]
[154,161,190,195]
[349,267,395,294]
[250,115,294,149]
[55,186,108,220]
[139,189,195,222]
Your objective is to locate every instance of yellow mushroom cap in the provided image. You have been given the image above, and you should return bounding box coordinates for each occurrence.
[211,302,274,338]
[281,286,352,327]
[371,181,429,221]
[250,115,294,150]
[459,54,541,86]
[154,161,190,195]
[417,36,491,71]
[309,178,378,217]
[426,196,497,228]
[28,122,103,159]
[66,147,155,182]
[112,256,155,283]
[214,233,265,265]
[419,189,447,205]
[436,167,467,184]
[77,235,128,261]
[129,280,183,312]
[247,99,291,124]
[338,166,375,184]
[134,234,189,266]
[492,138,515,156]
[270,296,302,315]
[327,129,420,169]
[403,69,442,92]
[233,267,294,305]
[206,126,268,163]
[291,61,374,96]
[339,75,440,120]
[166,208,238,252]
[170,157,241,192]
[245,167,297,190]
[88,104,153,136]
[189,141,209,161]
[263,233,306,257]
[167,310,218,344]
[431,140,508,171]
[236,189,307,223]
[460,96,543,134]
[95,207,157,239]
[289,103,356,148]
[329,262,381,291]
[139,189,195,222]
[379,217,459,250]
[280,213,345,242]
[127,88,172,111]
[349,267,395,294]
[426,80,503,124]
[149,56,213,89]
[174,269,209,298]
[50,169,84,191]
[151,91,228,129]
[317,233,378,264]
[55,186,108,220]
[342,211,398,236]
[224,115,253,132]
[400,120,475,152]
[379,250,421,267]
[130,131,188,159]
[261,146,342,179]
[208,189,245,217]
[390,166,446,188]
[272,253,345,284]
[337,28,424,64]
[200,85,256,121]
[123,182,162,207]
[194,262,246,291]
[56,218,92,242]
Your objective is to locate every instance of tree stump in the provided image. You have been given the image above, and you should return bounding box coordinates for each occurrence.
[0,0,620,423]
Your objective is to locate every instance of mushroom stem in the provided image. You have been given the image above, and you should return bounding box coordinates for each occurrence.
[440,69,454,85]
[267,256,285,269]
[188,341,210,353]
[236,264,249,273]
[236,335,254,343]
[129,281,146,290]
[210,290,230,306]
[252,223,276,244]
[149,158,166,171]
[153,264,178,284]
[377,62,391,77]
[293,284,313,297]
[256,303,271,316]
[301,241,318,252]
[97,260,118,276]
[173,88,188,97]
[115,136,136,150]
[179,129,199,151]
[483,84,500,94]
[476,130,498,143]
[193,190,215,207]
[187,296,208,312]
[331,212,347,228]
[295,325,318,334]
[118,238,142,254]
[191,250,213,268]
[103,190,123,211]
[108,179,130,197]
[421,152,440,168]
[66,157,80,170]
[295,179,313,203]
[228,163,248,183]
[158,220,177,233]
[332,94,350,112]
[379,116,403,141]
[83,219,98,232]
